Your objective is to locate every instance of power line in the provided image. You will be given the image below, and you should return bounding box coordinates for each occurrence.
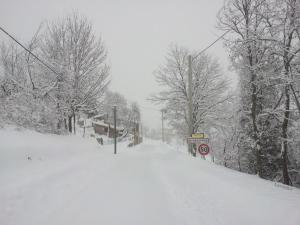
[193,29,231,60]
[0,26,61,76]
[193,0,266,61]
[193,16,246,60]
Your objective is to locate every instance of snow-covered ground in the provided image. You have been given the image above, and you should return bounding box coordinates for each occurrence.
[0,129,300,225]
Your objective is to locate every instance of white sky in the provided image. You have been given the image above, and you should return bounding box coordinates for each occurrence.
[0,0,236,129]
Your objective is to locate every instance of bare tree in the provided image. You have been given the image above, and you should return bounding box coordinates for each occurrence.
[218,0,300,185]
[0,36,59,132]
[151,45,229,139]
[42,13,110,133]
[268,0,300,185]
[102,90,129,128]
[218,0,282,178]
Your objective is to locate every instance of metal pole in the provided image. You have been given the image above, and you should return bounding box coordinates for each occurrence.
[83,119,86,138]
[188,55,193,155]
[113,106,117,154]
[133,123,136,145]
[140,123,143,143]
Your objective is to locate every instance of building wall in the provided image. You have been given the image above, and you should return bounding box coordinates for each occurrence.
[94,125,107,135]
[93,123,121,138]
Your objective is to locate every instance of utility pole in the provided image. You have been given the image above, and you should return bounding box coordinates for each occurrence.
[140,123,143,143]
[133,123,136,145]
[188,55,193,155]
[83,119,86,138]
[161,109,165,143]
[113,106,117,154]
[73,114,76,135]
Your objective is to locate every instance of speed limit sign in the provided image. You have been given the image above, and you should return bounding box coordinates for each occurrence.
[198,144,210,156]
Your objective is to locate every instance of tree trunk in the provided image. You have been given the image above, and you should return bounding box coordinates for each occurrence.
[245,7,262,177]
[280,0,297,186]
[68,116,72,133]
[64,118,67,130]
[223,142,227,167]
[73,113,76,134]
[250,65,262,177]
[56,103,61,131]
[282,85,291,185]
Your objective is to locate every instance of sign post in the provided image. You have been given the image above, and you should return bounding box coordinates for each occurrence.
[192,133,204,138]
[187,134,210,157]
[198,144,210,156]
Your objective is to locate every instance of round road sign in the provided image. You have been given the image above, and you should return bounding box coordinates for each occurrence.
[198,144,210,156]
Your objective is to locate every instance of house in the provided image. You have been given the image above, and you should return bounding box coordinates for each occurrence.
[92,115,124,138]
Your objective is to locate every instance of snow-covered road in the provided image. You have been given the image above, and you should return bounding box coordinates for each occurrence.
[1,130,300,225]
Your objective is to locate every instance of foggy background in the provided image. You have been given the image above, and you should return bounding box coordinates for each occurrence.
[0,0,236,129]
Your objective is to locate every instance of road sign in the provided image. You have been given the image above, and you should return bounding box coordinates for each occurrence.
[187,137,209,144]
[198,144,210,156]
[192,133,204,138]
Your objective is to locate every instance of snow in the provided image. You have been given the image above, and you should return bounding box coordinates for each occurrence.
[0,129,300,225]
[92,120,109,127]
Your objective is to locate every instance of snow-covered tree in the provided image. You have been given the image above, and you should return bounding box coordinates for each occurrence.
[0,33,58,133]
[151,45,229,142]
[42,12,110,133]
[127,102,141,133]
[0,13,110,135]
[101,90,141,136]
[102,90,129,127]
[219,0,300,185]
[267,0,300,185]
[208,94,240,169]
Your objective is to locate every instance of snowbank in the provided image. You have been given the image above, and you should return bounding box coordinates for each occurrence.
[0,129,300,225]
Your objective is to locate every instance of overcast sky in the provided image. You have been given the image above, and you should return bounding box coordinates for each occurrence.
[0,0,235,129]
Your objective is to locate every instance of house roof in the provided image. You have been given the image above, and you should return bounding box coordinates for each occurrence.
[92,120,124,131]
[93,113,107,119]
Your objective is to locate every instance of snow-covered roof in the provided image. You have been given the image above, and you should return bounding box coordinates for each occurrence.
[92,120,124,131]
[92,113,107,119]
[92,120,108,127]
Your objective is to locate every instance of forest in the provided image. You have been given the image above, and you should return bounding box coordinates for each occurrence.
[151,0,300,187]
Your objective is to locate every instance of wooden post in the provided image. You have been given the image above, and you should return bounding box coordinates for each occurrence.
[188,55,194,156]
